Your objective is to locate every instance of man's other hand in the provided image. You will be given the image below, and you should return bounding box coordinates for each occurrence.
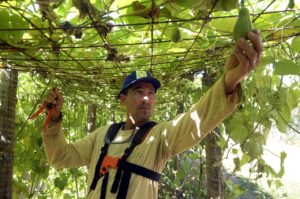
[224,30,263,94]
[45,87,64,122]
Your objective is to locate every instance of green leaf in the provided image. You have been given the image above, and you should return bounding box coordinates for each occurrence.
[70,168,78,178]
[233,157,240,171]
[275,179,283,188]
[286,85,300,110]
[167,48,186,53]
[92,0,104,11]
[0,9,29,44]
[172,0,203,9]
[219,134,227,149]
[277,152,286,178]
[54,177,68,191]
[267,179,272,187]
[274,60,300,75]
[113,0,135,8]
[282,101,292,119]
[268,15,300,42]
[232,148,238,154]
[280,151,287,166]
[230,124,249,143]
[260,56,275,67]
[269,110,288,133]
[55,0,73,16]
[227,116,249,143]
[210,17,237,34]
[261,119,272,143]
[291,36,300,52]
[240,153,250,166]
[160,6,171,18]
[243,139,263,161]
[63,193,73,199]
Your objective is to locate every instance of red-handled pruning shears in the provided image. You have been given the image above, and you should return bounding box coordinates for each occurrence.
[30,102,54,129]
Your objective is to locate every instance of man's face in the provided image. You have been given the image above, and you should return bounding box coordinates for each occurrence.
[120,82,156,124]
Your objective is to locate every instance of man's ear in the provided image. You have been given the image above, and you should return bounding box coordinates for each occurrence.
[119,94,126,105]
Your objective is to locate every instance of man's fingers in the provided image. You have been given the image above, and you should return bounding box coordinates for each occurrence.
[226,53,239,69]
[54,88,63,103]
[48,95,57,104]
[248,30,263,56]
[225,29,263,91]
[234,47,250,73]
[46,87,63,106]
[48,89,58,104]
[237,38,258,65]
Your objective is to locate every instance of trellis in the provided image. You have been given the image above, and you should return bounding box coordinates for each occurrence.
[1,2,300,198]
[0,0,299,103]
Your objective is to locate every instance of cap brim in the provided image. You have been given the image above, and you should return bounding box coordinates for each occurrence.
[117,77,160,99]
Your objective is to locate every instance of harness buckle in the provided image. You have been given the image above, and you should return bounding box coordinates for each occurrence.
[100,156,120,175]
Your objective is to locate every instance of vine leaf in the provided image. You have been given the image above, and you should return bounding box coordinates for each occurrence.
[72,0,99,19]
[227,116,249,143]
[274,60,300,75]
[242,137,264,161]
[121,1,160,19]
[266,15,300,42]
[291,36,300,52]
[0,9,29,44]
[54,177,68,191]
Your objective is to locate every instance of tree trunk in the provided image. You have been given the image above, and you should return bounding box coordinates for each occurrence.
[87,104,97,133]
[0,69,18,199]
[175,102,184,199]
[202,72,225,199]
[205,128,224,199]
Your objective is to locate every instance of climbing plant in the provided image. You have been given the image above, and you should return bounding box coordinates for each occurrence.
[0,0,299,198]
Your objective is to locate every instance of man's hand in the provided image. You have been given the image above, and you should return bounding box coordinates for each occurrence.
[45,88,64,122]
[224,30,263,94]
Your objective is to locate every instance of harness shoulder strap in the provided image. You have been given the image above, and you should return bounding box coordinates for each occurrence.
[89,122,124,192]
[111,121,157,194]
[123,121,157,158]
[104,122,125,144]
[132,121,157,147]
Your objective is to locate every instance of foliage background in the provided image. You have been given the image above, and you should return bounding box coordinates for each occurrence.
[0,0,299,198]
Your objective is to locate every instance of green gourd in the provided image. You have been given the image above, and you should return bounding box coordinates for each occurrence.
[288,0,295,9]
[171,27,181,43]
[232,5,254,41]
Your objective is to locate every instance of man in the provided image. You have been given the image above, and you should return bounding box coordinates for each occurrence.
[43,30,263,199]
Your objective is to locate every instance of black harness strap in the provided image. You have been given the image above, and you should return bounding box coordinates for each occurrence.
[89,122,124,193]
[100,173,109,199]
[117,160,161,181]
[116,168,132,199]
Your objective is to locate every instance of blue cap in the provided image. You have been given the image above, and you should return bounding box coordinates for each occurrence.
[117,71,161,99]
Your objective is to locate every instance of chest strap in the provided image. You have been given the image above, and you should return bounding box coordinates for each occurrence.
[99,156,160,181]
[89,121,160,199]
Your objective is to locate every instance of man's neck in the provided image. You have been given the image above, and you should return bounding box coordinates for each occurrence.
[123,119,149,130]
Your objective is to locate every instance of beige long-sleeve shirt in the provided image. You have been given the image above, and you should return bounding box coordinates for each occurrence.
[42,77,242,199]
